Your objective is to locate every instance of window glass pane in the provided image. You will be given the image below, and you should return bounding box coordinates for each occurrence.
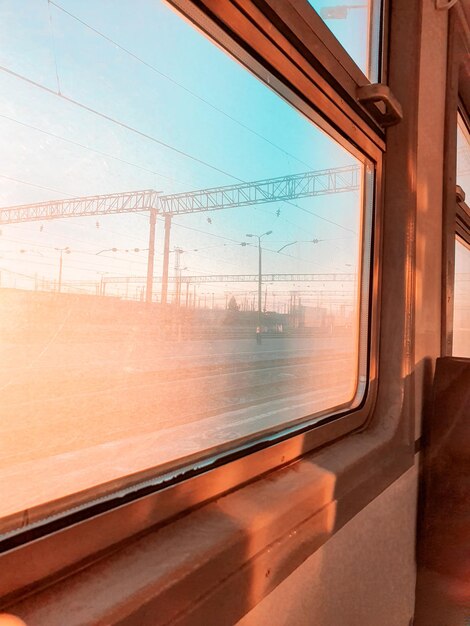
[0,0,372,529]
[453,237,470,357]
[457,113,470,194]
[307,0,382,81]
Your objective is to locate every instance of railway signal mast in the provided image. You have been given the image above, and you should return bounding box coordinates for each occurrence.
[0,165,360,305]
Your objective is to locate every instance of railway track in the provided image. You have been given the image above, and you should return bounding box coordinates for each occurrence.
[0,352,356,467]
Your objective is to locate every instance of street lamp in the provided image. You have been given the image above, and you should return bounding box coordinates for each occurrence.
[55,247,71,289]
[276,239,321,253]
[246,230,272,344]
[96,271,114,297]
[95,247,146,255]
[54,247,71,293]
[177,266,188,307]
[96,247,118,255]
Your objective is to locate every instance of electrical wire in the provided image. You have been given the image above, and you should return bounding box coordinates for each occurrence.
[0,115,345,238]
[0,64,240,182]
[0,173,74,197]
[50,0,314,171]
[0,113,194,187]
[0,67,358,235]
[2,196,348,273]
[0,242,151,268]
[171,220,334,269]
[47,0,62,94]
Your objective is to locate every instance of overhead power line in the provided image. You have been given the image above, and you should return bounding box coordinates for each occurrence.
[0,64,240,182]
[0,166,359,224]
[47,0,62,94]
[0,173,74,197]
[49,0,313,171]
[0,113,193,186]
[103,272,357,284]
[159,166,359,215]
[0,42,361,234]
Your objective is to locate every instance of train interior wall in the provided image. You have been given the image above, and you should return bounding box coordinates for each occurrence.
[237,463,418,626]
[0,1,467,625]
[240,1,448,623]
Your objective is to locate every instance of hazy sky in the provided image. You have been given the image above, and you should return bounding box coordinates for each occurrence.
[0,0,373,301]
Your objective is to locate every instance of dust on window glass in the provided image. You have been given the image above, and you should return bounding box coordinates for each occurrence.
[0,0,372,531]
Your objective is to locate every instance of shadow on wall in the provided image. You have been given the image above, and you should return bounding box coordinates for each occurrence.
[236,460,418,626]
[415,357,470,626]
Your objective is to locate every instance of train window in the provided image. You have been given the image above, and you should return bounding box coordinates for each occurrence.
[453,237,470,357]
[0,0,378,545]
[307,0,383,80]
[457,112,470,193]
[453,112,470,356]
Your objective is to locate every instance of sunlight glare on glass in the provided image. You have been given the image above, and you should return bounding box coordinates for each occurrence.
[0,0,370,528]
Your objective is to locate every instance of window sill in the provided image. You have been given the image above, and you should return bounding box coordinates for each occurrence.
[3,413,413,625]
[0,387,358,537]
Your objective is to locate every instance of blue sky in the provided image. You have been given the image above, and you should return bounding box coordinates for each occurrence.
[308,0,375,78]
[0,0,370,304]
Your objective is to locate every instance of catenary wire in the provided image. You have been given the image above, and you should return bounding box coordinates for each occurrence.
[0,67,357,234]
[50,0,314,171]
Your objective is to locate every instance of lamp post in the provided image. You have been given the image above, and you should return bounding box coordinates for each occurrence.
[95,247,118,255]
[55,247,71,293]
[276,239,321,253]
[173,247,185,307]
[96,271,112,296]
[95,247,146,255]
[94,248,149,299]
[246,230,272,344]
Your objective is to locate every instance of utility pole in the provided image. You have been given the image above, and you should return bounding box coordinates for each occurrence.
[258,243,262,335]
[55,247,70,293]
[161,214,172,305]
[145,208,157,304]
[174,247,183,307]
[58,252,63,293]
[246,230,272,344]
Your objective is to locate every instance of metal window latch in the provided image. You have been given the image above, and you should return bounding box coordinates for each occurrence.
[357,83,403,127]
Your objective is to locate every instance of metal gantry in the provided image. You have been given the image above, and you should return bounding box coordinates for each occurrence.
[103,273,356,284]
[158,166,360,215]
[0,189,159,224]
[0,165,361,303]
[0,166,360,224]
